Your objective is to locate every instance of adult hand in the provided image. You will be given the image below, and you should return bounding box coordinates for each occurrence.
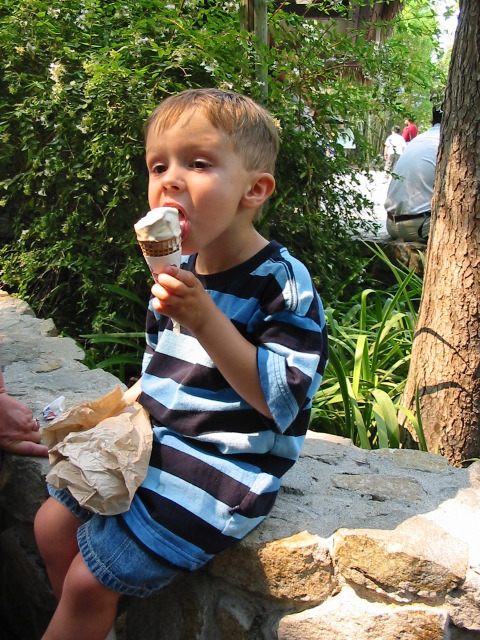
[0,393,48,457]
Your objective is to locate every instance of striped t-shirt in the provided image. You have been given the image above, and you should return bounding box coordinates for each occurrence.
[121,241,328,570]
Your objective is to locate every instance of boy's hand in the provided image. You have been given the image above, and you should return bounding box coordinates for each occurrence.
[151,266,216,334]
[122,378,142,405]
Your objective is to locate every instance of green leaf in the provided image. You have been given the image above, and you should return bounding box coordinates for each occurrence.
[372,388,400,448]
[352,333,368,394]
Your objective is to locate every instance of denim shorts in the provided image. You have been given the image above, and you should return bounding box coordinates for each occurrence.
[48,485,182,597]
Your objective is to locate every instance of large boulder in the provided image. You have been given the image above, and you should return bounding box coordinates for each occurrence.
[1,290,479,640]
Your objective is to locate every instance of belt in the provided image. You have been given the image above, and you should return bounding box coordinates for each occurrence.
[387,211,431,221]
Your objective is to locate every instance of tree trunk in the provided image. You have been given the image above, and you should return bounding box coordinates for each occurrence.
[401,0,480,466]
[254,0,268,100]
[240,0,268,100]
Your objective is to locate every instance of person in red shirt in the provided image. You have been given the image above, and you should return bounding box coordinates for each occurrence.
[402,117,418,142]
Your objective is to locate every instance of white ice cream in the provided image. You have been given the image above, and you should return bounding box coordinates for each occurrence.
[134,207,181,243]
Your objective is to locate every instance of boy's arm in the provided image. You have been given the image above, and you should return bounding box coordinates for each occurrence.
[123,377,143,405]
[151,269,272,418]
[193,303,272,418]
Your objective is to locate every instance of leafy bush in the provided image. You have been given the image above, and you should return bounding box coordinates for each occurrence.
[0,1,440,380]
[0,1,374,344]
[311,246,427,450]
[0,1,255,335]
[81,284,145,384]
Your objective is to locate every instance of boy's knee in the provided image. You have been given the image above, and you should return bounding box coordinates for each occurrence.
[64,554,119,608]
[34,497,54,548]
[65,554,97,594]
[34,497,79,558]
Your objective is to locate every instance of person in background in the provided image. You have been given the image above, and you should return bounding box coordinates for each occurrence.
[384,108,442,242]
[402,116,418,143]
[34,88,328,640]
[383,125,406,173]
[0,368,48,457]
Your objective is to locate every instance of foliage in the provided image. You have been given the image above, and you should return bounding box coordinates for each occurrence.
[0,0,256,344]
[0,0,443,380]
[81,284,145,383]
[384,0,448,127]
[352,0,448,155]
[311,245,427,450]
[0,0,369,346]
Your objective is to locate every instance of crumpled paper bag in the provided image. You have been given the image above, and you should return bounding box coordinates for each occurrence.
[43,386,153,515]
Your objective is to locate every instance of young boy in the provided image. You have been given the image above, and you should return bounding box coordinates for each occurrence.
[34,88,328,640]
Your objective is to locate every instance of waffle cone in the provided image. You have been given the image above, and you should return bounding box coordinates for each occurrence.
[138,238,180,257]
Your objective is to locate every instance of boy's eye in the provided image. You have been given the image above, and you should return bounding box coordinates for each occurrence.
[191,159,211,169]
[151,163,166,174]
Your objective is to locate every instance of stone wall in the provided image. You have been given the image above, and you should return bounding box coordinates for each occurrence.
[1,290,479,640]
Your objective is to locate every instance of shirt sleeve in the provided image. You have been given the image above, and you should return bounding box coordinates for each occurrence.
[253,257,328,432]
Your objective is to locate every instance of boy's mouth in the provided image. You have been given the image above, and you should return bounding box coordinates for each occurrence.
[164,202,189,242]
[179,216,190,243]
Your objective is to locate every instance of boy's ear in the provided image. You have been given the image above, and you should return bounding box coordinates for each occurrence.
[241,173,276,209]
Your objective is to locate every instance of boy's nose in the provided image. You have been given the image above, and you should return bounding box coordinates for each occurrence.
[161,168,184,191]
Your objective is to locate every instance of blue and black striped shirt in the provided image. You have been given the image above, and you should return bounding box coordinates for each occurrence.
[122,241,328,570]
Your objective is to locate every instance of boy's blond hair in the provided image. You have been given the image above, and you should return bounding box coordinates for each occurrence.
[145,88,279,174]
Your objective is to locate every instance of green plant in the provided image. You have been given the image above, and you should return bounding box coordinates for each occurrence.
[0,0,442,345]
[81,284,146,382]
[0,0,264,338]
[311,247,427,450]
[0,0,444,376]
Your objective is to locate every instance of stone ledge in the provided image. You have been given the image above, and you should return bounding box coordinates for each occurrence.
[1,290,480,640]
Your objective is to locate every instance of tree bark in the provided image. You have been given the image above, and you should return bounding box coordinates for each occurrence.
[240,0,268,100]
[402,0,480,466]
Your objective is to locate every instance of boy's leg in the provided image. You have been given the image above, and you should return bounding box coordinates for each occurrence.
[42,552,120,640]
[34,496,82,599]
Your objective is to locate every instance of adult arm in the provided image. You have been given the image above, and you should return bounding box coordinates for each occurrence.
[0,370,48,456]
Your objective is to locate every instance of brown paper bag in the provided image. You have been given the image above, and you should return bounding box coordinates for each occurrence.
[43,386,153,515]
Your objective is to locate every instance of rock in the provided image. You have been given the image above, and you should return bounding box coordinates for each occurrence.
[333,518,468,602]
[2,290,480,640]
[210,530,336,604]
[0,524,56,640]
[278,584,449,640]
[0,291,124,639]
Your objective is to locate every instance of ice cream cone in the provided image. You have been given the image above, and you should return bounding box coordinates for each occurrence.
[134,207,182,282]
[139,246,181,282]
[134,207,183,334]
[137,237,180,258]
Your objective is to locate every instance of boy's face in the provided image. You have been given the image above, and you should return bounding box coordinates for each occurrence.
[145,110,258,258]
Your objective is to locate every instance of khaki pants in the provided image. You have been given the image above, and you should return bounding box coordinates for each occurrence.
[384,153,400,172]
[386,213,430,242]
